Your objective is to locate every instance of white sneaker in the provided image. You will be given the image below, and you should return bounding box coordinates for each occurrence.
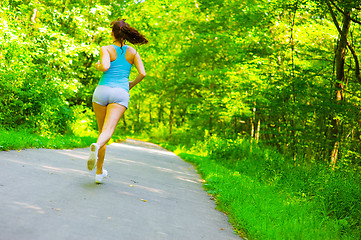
[95,169,108,184]
[87,143,99,171]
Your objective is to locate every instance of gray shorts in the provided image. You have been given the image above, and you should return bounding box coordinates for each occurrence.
[92,85,129,108]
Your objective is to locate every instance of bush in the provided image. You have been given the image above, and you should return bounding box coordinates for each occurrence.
[68,104,97,137]
[205,135,361,238]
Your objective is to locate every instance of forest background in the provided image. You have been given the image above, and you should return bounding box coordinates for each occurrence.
[1,0,361,239]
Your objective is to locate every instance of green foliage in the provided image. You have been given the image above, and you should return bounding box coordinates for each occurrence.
[127,128,361,239]
[0,128,96,150]
[204,136,361,239]
[68,104,97,137]
[181,152,335,240]
[0,0,119,135]
[2,0,361,168]
[152,136,357,239]
[140,129,361,239]
[109,0,361,172]
[1,0,361,237]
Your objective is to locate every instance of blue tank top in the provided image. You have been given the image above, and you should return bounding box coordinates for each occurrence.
[98,45,132,91]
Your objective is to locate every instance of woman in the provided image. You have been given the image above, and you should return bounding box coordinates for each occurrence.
[87,19,148,184]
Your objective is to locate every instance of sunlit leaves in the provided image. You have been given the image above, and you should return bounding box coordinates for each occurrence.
[0,0,122,134]
[1,0,361,165]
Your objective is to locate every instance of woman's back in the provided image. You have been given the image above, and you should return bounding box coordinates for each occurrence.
[98,45,134,91]
[107,44,137,64]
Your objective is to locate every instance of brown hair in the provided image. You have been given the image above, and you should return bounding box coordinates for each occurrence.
[111,19,148,45]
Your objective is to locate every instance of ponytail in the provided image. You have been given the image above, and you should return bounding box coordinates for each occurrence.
[111,19,148,45]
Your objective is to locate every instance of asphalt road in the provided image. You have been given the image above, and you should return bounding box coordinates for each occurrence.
[0,139,241,240]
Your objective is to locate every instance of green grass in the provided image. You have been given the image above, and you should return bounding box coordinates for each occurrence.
[204,137,361,239]
[180,153,355,240]
[0,129,97,150]
[133,134,361,240]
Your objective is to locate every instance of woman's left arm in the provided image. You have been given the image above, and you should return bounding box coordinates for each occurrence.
[129,52,146,90]
[95,46,111,72]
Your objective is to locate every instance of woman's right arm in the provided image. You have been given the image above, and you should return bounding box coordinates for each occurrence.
[95,46,111,72]
[129,52,146,90]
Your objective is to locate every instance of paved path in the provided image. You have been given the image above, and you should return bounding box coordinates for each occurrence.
[0,139,241,240]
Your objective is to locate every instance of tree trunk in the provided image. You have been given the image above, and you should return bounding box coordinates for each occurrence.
[180,108,186,125]
[169,104,174,136]
[251,119,255,141]
[122,113,127,131]
[158,103,163,124]
[251,106,256,143]
[329,10,351,168]
[256,118,261,143]
[136,100,141,125]
[209,104,213,135]
[149,102,152,124]
[31,9,38,23]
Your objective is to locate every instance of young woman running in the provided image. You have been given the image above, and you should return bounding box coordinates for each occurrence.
[87,19,148,184]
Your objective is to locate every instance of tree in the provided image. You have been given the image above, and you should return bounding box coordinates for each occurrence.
[323,0,361,166]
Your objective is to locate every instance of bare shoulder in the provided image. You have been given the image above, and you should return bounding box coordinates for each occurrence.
[99,45,110,52]
[101,45,117,59]
[125,45,138,64]
[102,45,115,51]
[126,45,137,55]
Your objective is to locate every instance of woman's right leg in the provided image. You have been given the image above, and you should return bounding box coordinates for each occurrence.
[93,102,127,174]
[93,102,107,173]
[97,103,127,146]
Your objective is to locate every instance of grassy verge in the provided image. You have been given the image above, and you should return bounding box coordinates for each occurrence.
[0,129,129,151]
[0,129,98,151]
[131,134,361,240]
[179,153,351,239]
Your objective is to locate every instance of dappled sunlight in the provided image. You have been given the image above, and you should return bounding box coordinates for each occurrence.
[176,176,199,184]
[41,165,88,176]
[58,150,88,160]
[134,184,166,195]
[113,189,139,197]
[155,166,193,176]
[111,143,176,156]
[0,141,240,240]
[116,158,148,166]
[1,151,90,177]
[3,158,36,167]
[14,201,45,214]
